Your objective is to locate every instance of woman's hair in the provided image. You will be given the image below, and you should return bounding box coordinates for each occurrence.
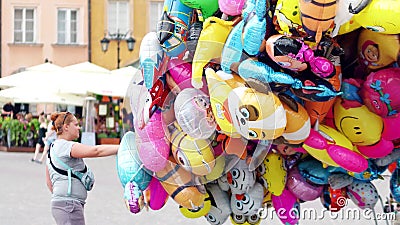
[51,112,73,135]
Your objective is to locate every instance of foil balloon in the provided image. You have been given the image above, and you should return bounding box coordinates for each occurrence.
[186,10,203,59]
[299,0,337,43]
[360,68,400,117]
[191,17,234,89]
[220,19,244,74]
[174,88,216,139]
[117,131,152,214]
[302,124,368,173]
[297,158,330,185]
[227,83,287,140]
[257,151,287,196]
[265,34,335,79]
[180,191,211,218]
[170,122,216,176]
[135,111,170,172]
[237,59,341,101]
[271,187,300,225]
[157,0,192,58]
[332,0,371,36]
[230,213,261,225]
[205,67,245,137]
[167,58,193,91]
[230,182,264,216]
[278,93,311,145]
[145,177,169,210]
[304,37,343,126]
[390,162,400,202]
[357,29,400,70]
[155,158,206,209]
[226,159,257,194]
[273,0,305,36]
[353,0,400,34]
[180,0,219,19]
[218,0,246,17]
[204,184,232,225]
[242,0,267,56]
[286,166,324,201]
[139,32,168,90]
[347,179,379,209]
[333,98,399,158]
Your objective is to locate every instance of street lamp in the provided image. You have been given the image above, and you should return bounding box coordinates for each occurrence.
[100,31,136,69]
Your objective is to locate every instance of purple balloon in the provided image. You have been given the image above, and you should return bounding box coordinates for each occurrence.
[286,166,324,201]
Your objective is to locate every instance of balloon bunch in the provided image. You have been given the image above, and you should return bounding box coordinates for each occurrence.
[117,0,400,224]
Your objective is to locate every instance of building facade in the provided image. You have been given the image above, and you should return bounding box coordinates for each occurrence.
[1,0,89,77]
[90,0,164,70]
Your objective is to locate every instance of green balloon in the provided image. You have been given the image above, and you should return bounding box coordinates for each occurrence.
[179,0,219,19]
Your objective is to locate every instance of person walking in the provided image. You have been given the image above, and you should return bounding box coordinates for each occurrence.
[36,114,57,163]
[32,112,47,163]
[45,112,119,225]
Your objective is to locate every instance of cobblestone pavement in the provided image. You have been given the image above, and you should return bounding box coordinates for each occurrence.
[0,151,396,225]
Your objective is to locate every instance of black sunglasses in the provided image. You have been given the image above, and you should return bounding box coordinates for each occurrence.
[62,112,71,125]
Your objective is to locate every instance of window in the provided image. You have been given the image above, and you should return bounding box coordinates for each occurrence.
[149,1,163,32]
[57,9,78,44]
[14,8,35,43]
[107,0,130,34]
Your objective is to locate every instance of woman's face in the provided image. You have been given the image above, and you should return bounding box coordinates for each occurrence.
[66,116,81,139]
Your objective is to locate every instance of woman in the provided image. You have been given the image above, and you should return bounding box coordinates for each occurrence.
[32,112,47,163]
[45,112,118,225]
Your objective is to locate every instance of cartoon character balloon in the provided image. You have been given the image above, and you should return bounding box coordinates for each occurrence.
[360,68,400,117]
[157,0,192,58]
[174,88,216,139]
[353,0,400,34]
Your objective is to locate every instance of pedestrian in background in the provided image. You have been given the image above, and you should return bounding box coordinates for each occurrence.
[45,111,119,225]
[36,114,57,164]
[32,112,47,163]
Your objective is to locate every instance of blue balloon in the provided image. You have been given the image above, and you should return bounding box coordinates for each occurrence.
[390,161,400,202]
[242,0,267,56]
[116,131,152,191]
[298,158,330,185]
[221,20,244,73]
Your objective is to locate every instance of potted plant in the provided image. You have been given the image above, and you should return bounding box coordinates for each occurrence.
[97,131,120,145]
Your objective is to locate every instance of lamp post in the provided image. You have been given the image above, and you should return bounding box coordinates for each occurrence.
[100,31,136,69]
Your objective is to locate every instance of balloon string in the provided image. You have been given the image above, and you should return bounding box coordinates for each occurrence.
[378,195,391,225]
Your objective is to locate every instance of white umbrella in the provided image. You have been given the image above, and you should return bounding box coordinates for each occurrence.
[0,87,85,106]
[87,66,139,97]
[60,61,112,96]
[0,63,62,88]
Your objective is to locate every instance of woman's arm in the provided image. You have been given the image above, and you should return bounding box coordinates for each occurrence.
[70,143,119,158]
[45,165,53,193]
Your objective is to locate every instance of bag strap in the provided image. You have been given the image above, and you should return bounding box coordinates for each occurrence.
[48,143,87,180]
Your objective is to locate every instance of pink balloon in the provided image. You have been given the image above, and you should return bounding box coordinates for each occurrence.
[167,59,209,94]
[218,0,246,16]
[286,167,324,201]
[146,177,168,210]
[271,188,300,225]
[135,111,170,172]
[360,68,400,118]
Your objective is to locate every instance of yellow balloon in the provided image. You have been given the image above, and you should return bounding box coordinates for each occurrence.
[179,191,212,218]
[353,0,400,34]
[191,17,234,89]
[337,19,361,36]
[259,152,287,196]
[333,99,383,146]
